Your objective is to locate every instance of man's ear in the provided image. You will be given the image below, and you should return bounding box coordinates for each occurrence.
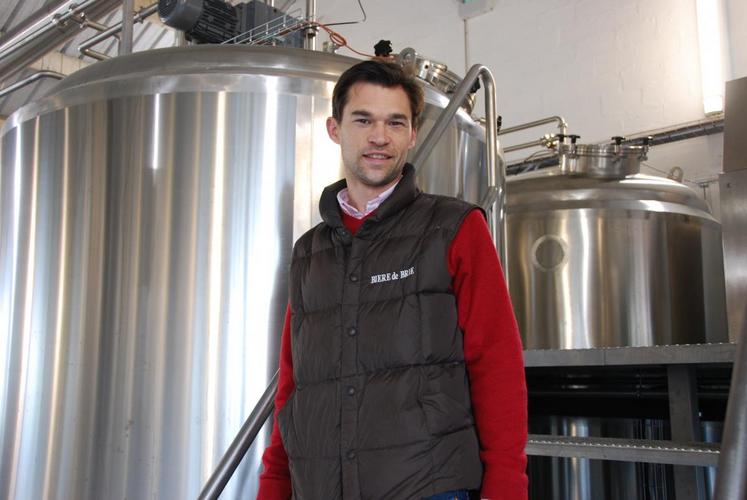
[408,126,417,149]
[326,117,341,144]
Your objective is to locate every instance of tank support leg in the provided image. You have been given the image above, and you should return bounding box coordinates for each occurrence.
[667,365,705,500]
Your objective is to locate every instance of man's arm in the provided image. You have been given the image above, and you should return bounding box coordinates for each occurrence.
[257,305,294,500]
[448,209,528,500]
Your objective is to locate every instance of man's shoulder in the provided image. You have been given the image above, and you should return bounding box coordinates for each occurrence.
[415,192,483,226]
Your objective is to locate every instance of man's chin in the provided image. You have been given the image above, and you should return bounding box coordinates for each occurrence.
[360,173,401,189]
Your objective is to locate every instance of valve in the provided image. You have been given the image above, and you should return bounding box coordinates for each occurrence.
[374,40,393,57]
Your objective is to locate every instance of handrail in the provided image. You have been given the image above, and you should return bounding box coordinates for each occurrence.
[198,370,279,500]
[0,70,65,99]
[410,64,506,272]
[714,306,747,499]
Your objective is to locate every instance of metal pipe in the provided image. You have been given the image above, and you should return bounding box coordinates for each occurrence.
[198,370,279,500]
[72,16,112,32]
[79,3,158,60]
[623,117,724,147]
[120,0,135,55]
[498,115,568,136]
[714,306,747,500]
[503,137,548,153]
[410,64,506,272]
[0,0,121,82]
[506,117,727,175]
[303,0,317,50]
[0,70,65,99]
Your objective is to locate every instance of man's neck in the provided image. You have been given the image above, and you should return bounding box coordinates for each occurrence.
[346,177,400,212]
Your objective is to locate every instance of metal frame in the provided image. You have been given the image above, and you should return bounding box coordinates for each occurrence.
[526,342,737,500]
[78,3,158,61]
[526,435,719,467]
[714,309,747,499]
[524,343,736,367]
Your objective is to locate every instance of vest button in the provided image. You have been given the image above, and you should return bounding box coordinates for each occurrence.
[347,386,356,396]
[348,327,357,337]
[349,274,358,282]
[347,450,356,460]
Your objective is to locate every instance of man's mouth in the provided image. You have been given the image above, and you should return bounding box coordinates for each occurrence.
[363,152,393,160]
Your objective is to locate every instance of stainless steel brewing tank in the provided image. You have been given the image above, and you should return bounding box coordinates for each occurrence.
[0,46,490,500]
[506,143,728,349]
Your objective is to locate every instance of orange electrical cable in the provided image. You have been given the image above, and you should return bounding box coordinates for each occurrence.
[308,21,394,60]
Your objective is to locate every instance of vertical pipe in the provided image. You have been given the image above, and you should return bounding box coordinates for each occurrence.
[120,0,134,55]
[304,0,316,51]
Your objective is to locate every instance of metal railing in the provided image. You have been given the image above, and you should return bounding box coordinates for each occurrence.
[198,371,279,500]
[410,63,505,270]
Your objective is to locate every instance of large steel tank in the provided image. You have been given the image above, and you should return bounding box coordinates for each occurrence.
[507,138,728,349]
[0,46,491,500]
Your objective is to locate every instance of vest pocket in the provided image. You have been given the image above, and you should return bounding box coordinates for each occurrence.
[419,391,474,436]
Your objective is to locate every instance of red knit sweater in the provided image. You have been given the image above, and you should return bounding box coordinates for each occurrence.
[258,209,528,500]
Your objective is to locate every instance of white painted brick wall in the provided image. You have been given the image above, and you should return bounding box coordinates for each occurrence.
[316,0,465,72]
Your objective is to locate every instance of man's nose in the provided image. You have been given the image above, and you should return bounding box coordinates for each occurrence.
[368,122,390,145]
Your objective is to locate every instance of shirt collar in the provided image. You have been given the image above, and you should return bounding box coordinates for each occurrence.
[336,179,400,219]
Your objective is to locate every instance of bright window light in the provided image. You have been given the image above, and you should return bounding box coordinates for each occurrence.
[695,0,730,114]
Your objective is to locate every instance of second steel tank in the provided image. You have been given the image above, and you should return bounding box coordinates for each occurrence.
[507,137,728,349]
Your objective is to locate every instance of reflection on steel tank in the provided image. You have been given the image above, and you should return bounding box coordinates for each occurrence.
[0,46,491,500]
[506,136,728,349]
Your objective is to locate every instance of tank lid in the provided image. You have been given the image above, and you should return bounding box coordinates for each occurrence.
[397,47,475,113]
[557,134,650,178]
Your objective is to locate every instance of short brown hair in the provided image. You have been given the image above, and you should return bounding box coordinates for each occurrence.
[332,60,425,129]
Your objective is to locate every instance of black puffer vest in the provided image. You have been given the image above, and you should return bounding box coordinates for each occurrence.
[278,164,483,499]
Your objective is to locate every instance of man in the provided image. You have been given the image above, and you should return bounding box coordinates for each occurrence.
[258,60,527,500]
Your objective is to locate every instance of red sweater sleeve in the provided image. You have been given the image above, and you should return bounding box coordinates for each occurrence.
[257,305,294,499]
[449,209,528,500]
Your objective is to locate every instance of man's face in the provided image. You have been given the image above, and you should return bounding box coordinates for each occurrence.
[326,82,417,191]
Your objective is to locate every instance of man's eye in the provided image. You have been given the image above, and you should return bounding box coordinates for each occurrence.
[354,118,370,124]
[390,121,405,127]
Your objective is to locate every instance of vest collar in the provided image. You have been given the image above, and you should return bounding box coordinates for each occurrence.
[319,163,420,230]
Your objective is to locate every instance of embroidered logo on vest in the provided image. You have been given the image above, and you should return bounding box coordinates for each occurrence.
[370,266,415,284]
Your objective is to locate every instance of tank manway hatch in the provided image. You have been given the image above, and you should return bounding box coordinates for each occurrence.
[159,0,304,46]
